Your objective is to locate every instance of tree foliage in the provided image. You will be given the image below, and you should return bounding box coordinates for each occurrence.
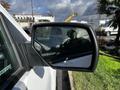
[97,0,120,15]
[0,0,10,10]
[97,0,110,14]
[111,0,120,7]
[98,0,120,55]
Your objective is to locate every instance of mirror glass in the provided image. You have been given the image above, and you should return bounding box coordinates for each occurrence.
[33,26,93,68]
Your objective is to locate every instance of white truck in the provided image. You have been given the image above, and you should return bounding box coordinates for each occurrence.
[0,4,98,90]
[101,21,118,36]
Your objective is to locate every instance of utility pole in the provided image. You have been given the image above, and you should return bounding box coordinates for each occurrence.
[31,0,34,23]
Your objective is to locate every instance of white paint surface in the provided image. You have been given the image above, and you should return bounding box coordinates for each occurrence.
[13,66,56,90]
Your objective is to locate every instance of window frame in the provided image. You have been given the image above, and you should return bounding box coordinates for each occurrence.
[0,15,26,89]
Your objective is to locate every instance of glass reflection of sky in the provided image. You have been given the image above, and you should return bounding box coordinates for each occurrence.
[8,0,97,21]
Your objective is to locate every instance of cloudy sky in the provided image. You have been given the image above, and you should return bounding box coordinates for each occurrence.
[7,0,98,21]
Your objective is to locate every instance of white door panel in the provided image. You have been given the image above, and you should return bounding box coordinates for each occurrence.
[13,66,56,90]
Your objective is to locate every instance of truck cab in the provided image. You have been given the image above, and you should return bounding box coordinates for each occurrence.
[0,4,98,90]
[0,5,56,90]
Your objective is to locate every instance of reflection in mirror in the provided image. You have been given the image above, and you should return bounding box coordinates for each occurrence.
[34,26,93,68]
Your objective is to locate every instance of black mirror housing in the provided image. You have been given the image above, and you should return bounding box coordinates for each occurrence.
[31,22,98,72]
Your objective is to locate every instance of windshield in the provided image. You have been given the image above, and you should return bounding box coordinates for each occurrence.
[7,0,101,30]
[7,0,98,21]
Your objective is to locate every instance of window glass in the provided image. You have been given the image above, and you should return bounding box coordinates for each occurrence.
[35,26,90,47]
[34,26,92,64]
[0,20,20,87]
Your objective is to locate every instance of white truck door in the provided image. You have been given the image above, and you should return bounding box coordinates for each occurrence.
[0,4,56,90]
[13,67,56,90]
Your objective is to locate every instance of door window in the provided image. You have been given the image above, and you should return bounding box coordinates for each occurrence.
[0,19,20,88]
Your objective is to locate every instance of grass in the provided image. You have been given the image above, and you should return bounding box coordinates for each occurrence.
[72,55,120,90]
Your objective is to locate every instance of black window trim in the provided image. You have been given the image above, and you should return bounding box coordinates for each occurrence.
[0,15,26,89]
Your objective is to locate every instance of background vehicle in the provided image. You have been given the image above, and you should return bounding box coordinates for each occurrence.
[101,21,118,36]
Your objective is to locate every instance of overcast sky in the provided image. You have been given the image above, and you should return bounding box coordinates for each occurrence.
[7,0,98,21]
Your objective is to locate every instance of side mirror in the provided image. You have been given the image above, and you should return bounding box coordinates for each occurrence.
[32,22,98,71]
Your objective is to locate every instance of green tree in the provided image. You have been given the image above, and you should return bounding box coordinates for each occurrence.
[97,0,110,14]
[98,0,120,47]
[111,0,120,7]
[0,0,10,10]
